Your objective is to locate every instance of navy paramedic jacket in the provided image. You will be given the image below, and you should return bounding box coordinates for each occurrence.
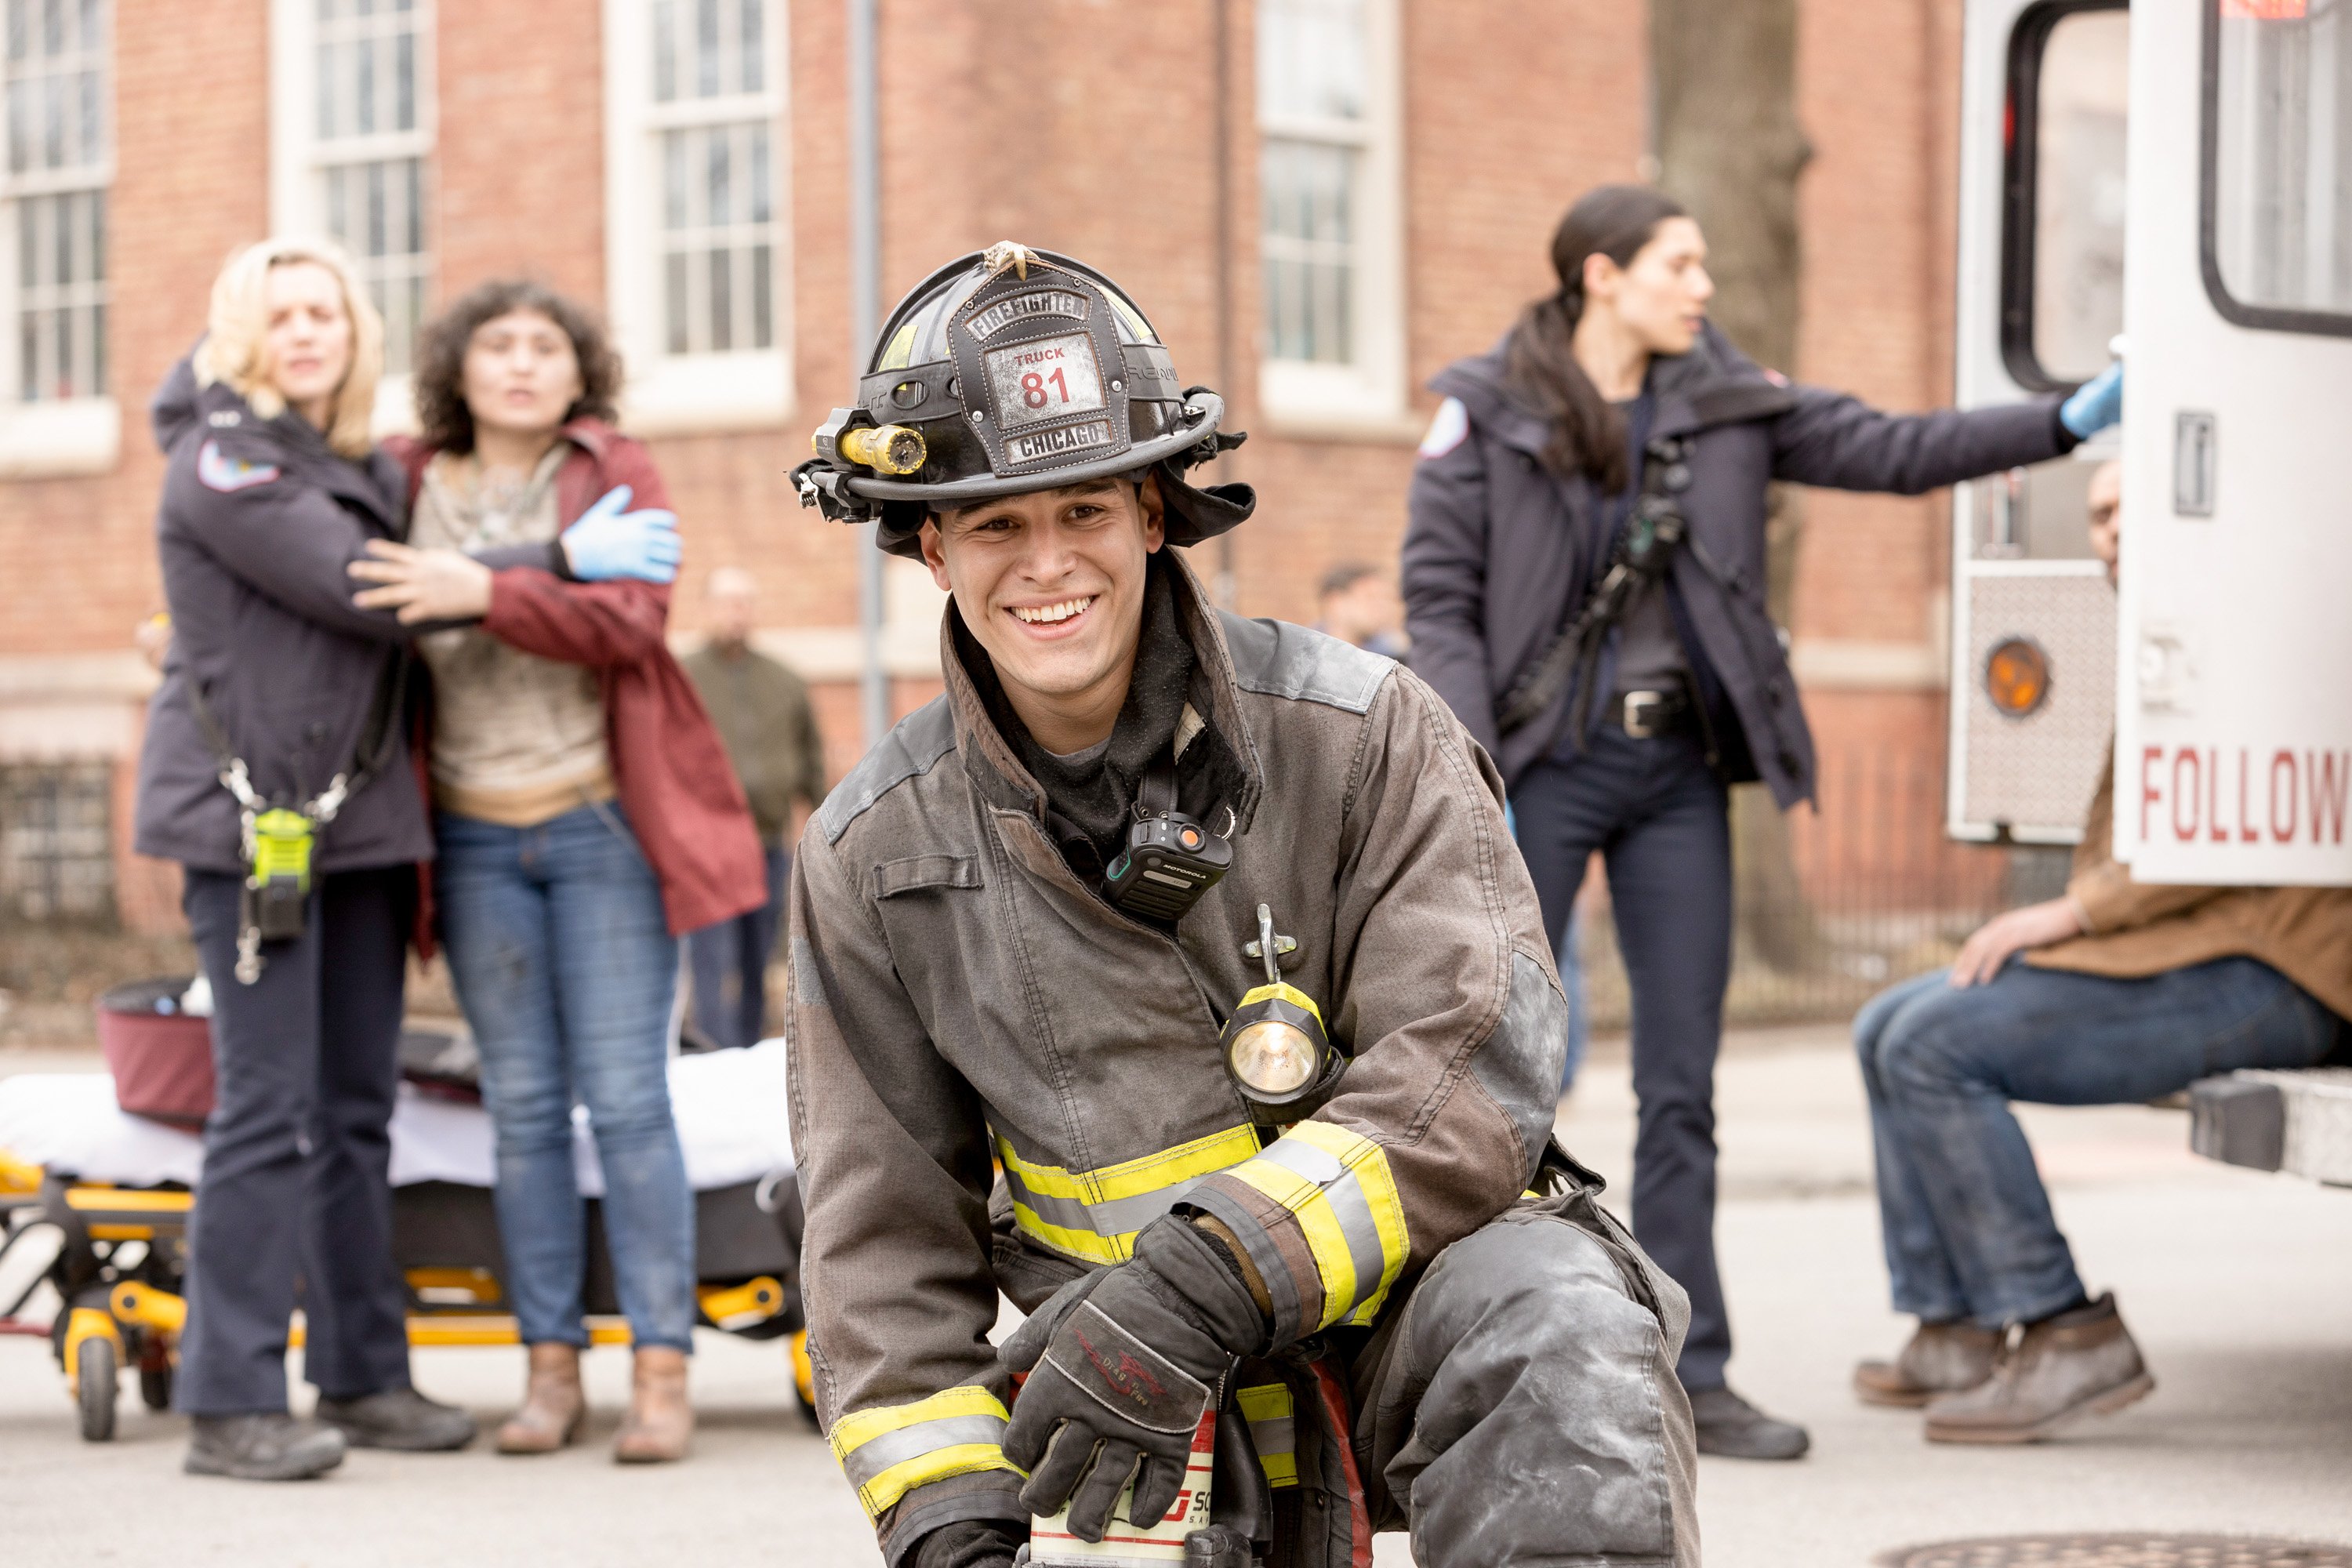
[1401,322,2079,806]
[133,356,431,876]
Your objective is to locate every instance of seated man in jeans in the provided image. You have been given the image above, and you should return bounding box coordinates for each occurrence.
[1850,460,2351,1443]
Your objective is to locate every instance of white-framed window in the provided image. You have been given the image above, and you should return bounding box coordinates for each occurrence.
[1256,0,1404,426]
[0,0,118,478]
[270,0,434,405]
[604,0,790,434]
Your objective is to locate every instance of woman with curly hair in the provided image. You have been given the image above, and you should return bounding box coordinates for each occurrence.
[349,280,765,1464]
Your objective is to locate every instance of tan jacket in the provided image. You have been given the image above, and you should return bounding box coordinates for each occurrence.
[786,558,1569,1564]
[2027,750,2352,1019]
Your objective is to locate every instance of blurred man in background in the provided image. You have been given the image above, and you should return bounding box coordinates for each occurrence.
[1314,560,1407,659]
[1849,460,2350,1442]
[681,567,827,1051]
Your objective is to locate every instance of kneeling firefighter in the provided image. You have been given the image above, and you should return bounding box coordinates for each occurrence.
[787,245,1699,1568]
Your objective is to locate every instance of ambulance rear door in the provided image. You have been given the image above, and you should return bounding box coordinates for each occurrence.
[1948,0,2129,847]
[2116,0,2352,884]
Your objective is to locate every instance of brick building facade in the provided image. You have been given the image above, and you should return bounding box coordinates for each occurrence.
[0,0,1975,933]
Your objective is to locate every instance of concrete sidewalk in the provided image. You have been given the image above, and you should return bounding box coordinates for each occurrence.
[3,1031,2348,1565]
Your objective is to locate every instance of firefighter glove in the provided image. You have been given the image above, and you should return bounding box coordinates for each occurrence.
[1000,1217,1265,1543]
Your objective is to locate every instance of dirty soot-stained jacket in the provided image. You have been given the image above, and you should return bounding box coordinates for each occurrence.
[786,556,1572,1564]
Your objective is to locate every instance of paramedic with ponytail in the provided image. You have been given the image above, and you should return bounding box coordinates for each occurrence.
[1401,184,2121,1461]
[133,240,684,1483]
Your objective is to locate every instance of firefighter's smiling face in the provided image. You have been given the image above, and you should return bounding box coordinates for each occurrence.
[921,474,1166,754]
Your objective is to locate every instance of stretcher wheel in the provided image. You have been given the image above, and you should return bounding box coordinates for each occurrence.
[77,1335,118,1442]
[140,1363,174,1412]
[788,1329,820,1432]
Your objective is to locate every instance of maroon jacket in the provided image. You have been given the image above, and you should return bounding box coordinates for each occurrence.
[388,419,768,941]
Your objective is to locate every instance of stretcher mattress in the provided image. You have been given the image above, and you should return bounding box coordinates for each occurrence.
[0,1038,795,1196]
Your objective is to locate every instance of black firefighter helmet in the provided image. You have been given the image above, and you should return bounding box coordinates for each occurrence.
[793,242,1253,560]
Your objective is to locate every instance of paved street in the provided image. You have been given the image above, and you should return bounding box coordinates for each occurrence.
[4,1029,2349,1566]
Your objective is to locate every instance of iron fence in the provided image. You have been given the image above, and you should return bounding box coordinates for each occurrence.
[1570,753,2077,1033]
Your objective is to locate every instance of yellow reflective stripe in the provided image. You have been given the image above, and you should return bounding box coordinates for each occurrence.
[1005,1199,1125,1265]
[1227,1120,1410,1330]
[997,1124,1263,1264]
[1236,981,1323,1025]
[1238,1381,1298,1488]
[827,1385,1020,1519]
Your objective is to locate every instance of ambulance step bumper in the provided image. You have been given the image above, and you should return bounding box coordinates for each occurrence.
[2190,1068,2352,1186]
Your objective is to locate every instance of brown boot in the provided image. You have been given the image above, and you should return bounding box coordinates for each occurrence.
[495,1343,585,1455]
[612,1347,692,1464]
[1924,1294,2154,1443]
[1853,1320,2002,1407]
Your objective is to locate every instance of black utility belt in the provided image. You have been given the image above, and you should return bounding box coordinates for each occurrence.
[1601,687,1689,739]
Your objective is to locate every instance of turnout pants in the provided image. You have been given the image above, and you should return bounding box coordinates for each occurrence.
[1345,1181,1700,1568]
[1509,725,1735,1389]
[177,865,416,1415]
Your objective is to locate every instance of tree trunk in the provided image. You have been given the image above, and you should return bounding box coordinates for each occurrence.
[1649,0,1827,973]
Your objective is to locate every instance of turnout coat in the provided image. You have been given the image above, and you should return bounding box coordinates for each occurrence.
[1402,322,2079,804]
[787,557,1577,1564]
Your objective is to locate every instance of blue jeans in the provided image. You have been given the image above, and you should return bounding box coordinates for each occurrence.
[1511,725,1734,1388]
[435,804,695,1352]
[1855,956,2341,1329]
[684,844,789,1051]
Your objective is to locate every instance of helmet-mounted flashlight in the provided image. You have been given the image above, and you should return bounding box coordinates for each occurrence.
[833,423,928,477]
[1221,905,1344,1126]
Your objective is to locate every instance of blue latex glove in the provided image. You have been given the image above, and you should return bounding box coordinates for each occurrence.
[560,485,682,583]
[2059,361,2122,441]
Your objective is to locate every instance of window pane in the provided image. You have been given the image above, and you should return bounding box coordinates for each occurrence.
[2212,3,2352,321]
[708,247,732,350]
[750,241,771,348]
[642,0,778,362]
[666,252,690,353]
[1257,0,1367,123]
[739,0,763,92]
[1261,136,1356,365]
[653,0,676,100]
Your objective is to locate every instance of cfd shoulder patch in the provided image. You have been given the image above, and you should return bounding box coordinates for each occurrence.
[196,439,281,493]
[1417,397,1469,460]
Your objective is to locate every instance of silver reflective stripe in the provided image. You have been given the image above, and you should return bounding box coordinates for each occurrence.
[1083,1181,1207,1236]
[1248,1414,1295,1457]
[1250,1137,1345,1187]
[1001,1164,1206,1240]
[1250,1138,1386,1300]
[839,1413,1009,1494]
[1000,1166,1094,1234]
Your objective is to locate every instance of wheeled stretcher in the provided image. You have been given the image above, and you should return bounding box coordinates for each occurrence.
[0,1036,812,1441]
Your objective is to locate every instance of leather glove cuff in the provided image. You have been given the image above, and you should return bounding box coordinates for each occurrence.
[1134,1214,1272,1359]
[910,1517,1025,1568]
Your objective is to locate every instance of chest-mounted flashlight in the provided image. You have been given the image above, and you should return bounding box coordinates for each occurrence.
[1221,905,1345,1126]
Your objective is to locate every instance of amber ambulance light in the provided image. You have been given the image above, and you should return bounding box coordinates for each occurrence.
[833,423,927,475]
[1985,637,2051,718]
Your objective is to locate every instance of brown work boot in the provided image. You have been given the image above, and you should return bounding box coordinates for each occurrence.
[1853,1320,2002,1407]
[495,1342,585,1455]
[612,1347,692,1464]
[1923,1294,2153,1443]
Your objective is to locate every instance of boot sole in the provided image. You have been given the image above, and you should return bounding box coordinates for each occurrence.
[328,1423,477,1453]
[1925,1371,2156,1444]
[1853,1376,1936,1409]
[495,1413,586,1455]
[183,1446,345,1481]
